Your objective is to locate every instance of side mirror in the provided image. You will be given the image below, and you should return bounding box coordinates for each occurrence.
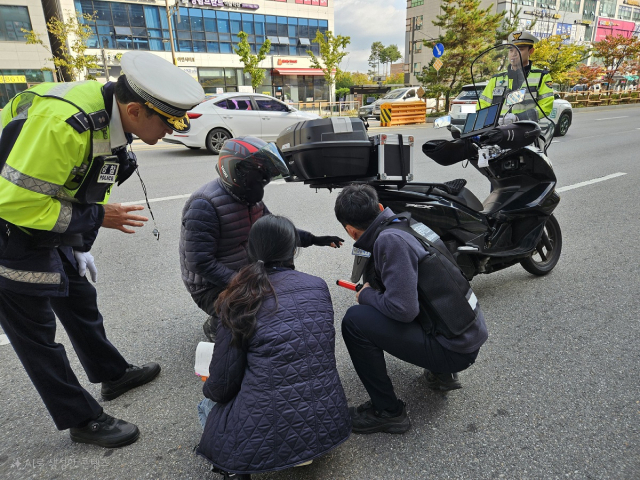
[506,89,525,106]
[433,115,452,129]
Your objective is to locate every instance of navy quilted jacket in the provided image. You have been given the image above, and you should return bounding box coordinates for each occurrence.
[197,268,351,474]
[179,178,313,295]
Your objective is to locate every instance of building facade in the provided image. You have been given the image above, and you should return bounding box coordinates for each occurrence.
[405,0,640,85]
[42,0,334,102]
[0,0,55,108]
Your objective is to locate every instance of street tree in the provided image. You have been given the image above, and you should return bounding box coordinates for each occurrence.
[352,72,375,85]
[368,42,385,77]
[530,34,590,87]
[235,32,272,92]
[307,30,351,102]
[22,11,100,81]
[565,64,605,88]
[382,45,402,77]
[384,72,404,85]
[592,35,640,90]
[415,0,504,111]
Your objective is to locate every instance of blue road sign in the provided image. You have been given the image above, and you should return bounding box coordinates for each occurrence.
[433,43,444,58]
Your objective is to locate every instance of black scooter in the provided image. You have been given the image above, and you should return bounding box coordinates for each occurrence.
[276,44,562,280]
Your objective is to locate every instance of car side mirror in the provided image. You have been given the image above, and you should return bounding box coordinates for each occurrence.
[554,93,560,100]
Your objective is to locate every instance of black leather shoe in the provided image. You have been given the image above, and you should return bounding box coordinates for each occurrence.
[349,400,411,434]
[424,370,462,391]
[70,412,139,448]
[101,363,161,401]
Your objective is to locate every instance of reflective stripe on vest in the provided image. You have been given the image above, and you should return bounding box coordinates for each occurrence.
[0,265,61,285]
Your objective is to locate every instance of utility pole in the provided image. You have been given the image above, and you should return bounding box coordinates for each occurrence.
[165,0,178,66]
[101,48,110,80]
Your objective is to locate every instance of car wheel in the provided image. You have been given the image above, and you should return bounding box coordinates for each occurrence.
[187,146,201,150]
[206,128,231,154]
[554,112,571,137]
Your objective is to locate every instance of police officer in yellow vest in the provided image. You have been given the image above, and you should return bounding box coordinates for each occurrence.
[0,52,204,448]
[478,31,554,120]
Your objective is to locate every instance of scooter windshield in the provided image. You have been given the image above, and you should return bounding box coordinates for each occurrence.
[470,44,554,148]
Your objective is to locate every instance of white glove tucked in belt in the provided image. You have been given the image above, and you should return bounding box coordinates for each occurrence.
[73,251,98,282]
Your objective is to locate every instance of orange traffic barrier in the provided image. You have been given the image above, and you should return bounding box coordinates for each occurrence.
[379,101,426,127]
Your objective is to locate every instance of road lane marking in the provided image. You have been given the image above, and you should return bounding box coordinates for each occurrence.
[122,175,627,206]
[594,116,629,121]
[557,172,626,193]
[120,179,287,206]
[0,334,9,346]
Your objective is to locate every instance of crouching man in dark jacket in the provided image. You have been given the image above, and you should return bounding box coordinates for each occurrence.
[179,136,343,341]
[334,184,488,434]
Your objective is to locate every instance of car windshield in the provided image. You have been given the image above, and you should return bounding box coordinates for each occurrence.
[384,89,408,99]
[456,88,481,100]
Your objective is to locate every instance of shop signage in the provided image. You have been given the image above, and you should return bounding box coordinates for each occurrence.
[623,0,639,5]
[523,10,561,18]
[277,58,298,65]
[177,56,195,62]
[595,17,636,41]
[0,75,27,83]
[183,0,259,10]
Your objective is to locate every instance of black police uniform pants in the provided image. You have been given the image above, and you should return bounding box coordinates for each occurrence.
[341,305,478,412]
[0,255,129,430]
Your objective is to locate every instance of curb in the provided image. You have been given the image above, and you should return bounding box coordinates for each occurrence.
[571,103,640,113]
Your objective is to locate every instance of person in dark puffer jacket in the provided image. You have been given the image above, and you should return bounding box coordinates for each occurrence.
[179,136,344,341]
[196,215,351,478]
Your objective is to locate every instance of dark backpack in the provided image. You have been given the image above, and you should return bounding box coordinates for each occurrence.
[376,213,479,338]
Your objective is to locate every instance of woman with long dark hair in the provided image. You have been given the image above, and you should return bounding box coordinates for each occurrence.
[196,215,351,479]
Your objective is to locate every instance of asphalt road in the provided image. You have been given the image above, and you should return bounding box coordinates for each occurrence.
[1,105,639,480]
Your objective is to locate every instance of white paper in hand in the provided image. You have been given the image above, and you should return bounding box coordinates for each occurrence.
[194,341,215,379]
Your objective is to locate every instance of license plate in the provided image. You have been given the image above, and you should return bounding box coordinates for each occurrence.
[460,104,476,113]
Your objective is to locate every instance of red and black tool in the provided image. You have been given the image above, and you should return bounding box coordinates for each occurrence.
[336,279,363,292]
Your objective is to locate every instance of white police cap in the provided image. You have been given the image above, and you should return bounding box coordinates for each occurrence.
[120,51,204,132]
[508,31,539,46]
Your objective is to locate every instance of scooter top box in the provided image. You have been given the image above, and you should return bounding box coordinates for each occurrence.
[276,117,375,183]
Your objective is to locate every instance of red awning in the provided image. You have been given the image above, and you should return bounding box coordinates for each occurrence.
[272,68,327,76]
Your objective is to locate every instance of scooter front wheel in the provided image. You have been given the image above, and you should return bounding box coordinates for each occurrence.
[520,214,562,276]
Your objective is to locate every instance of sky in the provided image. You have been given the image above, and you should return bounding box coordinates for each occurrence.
[334,0,407,74]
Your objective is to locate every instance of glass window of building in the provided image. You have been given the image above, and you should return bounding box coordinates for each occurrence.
[633,9,640,21]
[618,5,632,20]
[582,0,597,21]
[414,15,423,30]
[559,0,580,12]
[0,5,32,42]
[599,0,616,17]
[73,2,329,57]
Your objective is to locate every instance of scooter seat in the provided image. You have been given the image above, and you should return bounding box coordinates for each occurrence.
[443,178,467,195]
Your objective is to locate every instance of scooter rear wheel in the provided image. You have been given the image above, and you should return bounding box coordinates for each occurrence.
[520,214,562,275]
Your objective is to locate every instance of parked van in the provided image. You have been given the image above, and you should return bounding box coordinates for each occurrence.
[371,87,436,119]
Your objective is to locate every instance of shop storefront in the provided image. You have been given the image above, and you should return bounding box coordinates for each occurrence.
[0,69,55,108]
[0,2,55,108]
[64,0,333,101]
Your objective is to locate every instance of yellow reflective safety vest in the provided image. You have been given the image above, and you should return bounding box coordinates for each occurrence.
[478,66,554,117]
[0,81,117,296]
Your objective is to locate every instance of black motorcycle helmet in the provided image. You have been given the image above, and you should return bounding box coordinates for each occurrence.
[215,136,290,205]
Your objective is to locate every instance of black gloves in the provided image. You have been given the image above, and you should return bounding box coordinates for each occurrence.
[312,235,344,248]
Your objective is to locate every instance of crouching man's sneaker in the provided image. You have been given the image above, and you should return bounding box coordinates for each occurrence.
[70,412,139,448]
[349,400,410,434]
[101,363,161,401]
[424,370,462,391]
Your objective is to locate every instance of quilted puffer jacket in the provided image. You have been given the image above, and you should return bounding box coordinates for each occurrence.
[179,179,313,295]
[197,268,351,474]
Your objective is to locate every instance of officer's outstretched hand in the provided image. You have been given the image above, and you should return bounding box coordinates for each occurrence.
[312,235,344,248]
[102,203,149,234]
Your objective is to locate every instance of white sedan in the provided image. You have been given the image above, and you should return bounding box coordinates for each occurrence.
[162,93,321,154]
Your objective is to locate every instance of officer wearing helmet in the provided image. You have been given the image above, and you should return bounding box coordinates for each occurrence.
[0,52,204,448]
[478,31,554,120]
[179,136,344,342]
